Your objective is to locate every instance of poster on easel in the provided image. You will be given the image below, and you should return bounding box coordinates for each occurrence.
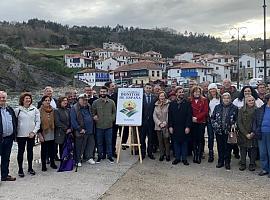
[116,88,143,126]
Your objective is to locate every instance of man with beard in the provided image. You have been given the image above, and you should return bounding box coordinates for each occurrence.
[92,86,116,163]
[168,87,192,165]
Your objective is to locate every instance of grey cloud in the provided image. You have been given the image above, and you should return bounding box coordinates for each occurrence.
[0,0,267,38]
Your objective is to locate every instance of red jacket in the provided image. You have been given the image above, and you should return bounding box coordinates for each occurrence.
[190,97,209,123]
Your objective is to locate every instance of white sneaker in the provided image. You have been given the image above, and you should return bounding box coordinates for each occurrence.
[87,158,96,165]
[77,162,82,167]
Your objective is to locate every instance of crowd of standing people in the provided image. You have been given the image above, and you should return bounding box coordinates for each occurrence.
[0,79,270,183]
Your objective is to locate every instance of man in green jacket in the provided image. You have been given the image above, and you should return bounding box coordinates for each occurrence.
[92,86,116,163]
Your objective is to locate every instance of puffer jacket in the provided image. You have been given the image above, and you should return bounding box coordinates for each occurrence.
[153,99,170,134]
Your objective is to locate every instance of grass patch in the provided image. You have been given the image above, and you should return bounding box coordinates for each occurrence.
[27,49,80,57]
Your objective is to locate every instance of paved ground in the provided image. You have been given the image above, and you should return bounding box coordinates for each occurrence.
[0,143,138,200]
[2,141,270,200]
[100,155,270,200]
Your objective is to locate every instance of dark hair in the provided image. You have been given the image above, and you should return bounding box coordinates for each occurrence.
[57,96,68,108]
[41,95,52,103]
[100,86,108,91]
[145,83,152,87]
[19,92,33,106]
[238,86,259,101]
[104,81,112,88]
[257,83,266,87]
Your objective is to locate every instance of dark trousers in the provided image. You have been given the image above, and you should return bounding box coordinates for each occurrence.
[157,130,170,157]
[174,140,188,161]
[75,134,95,163]
[216,134,234,165]
[121,126,129,144]
[41,140,55,166]
[207,121,215,153]
[258,134,270,172]
[140,124,154,156]
[240,146,257,166]
[191,123,205,158]
[112,124,118,154]
[0,135,13,180]
[17,137,35,171]
[96,128,113,158]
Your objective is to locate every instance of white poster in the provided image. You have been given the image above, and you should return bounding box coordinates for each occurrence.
[116,88,143,126]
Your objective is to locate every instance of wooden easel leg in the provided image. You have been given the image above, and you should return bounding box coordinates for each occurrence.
[136,126,142,164]
[117,126,125,163]
[129,126,132,154]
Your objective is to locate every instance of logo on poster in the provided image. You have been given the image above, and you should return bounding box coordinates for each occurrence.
[120,100,138,117]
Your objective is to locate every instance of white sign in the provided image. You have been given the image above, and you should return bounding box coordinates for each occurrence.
[116,88,143,126]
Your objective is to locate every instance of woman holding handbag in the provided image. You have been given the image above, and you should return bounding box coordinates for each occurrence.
[211,92,238,170]
[39,95,57,171]
[153,91,170,162]
[237,95,257,171]
[15,92,40,177]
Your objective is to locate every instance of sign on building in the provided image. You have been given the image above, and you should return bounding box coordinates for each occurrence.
[116,88,143,126]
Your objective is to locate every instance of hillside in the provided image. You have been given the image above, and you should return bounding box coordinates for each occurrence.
[0,47,75,92]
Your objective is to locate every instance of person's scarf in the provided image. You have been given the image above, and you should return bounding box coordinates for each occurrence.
[40,105,55,132]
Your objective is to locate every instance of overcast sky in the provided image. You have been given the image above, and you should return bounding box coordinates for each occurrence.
[0,0,269,41]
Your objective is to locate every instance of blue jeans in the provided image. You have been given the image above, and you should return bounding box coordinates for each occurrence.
[173,140,188,161]
[0,135,14,180]
[96,128,113,158]
[258,134,270,172]
[207,121,214,153]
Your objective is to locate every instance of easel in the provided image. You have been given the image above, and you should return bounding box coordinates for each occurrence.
[117,126,142,164]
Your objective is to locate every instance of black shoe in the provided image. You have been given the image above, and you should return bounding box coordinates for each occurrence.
[166,156,170,162]
[183,160,189,166]
[234,154,240,159]
[42,166,47,172]
[28,169,36,175]
[216,163,224,168]
[50,163,58,169]
[197,156,201,164]
[96,157,102,163]
[46,158,50,164]
[18,170,25,178]
[225,163,231,170]
[239,165,246,171]
[258,170,269,176]
[172,159,180,165]
[148,154,155,160]
[108,157,114,164]
[122,146,127,150]
[248,164,255,172]
[159,155,164,162]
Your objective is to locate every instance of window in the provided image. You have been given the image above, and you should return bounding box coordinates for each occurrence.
[141,80,143,84]
[240,61,242,68]
[216,67,219,70]
[203,77,205,81]
[226,74,228,78]
[247,61,250,68]
[225,58,228,63]
[152,71,155,77]
[218,59,221,63]
[177,70,180,73]
[157,71,160,77]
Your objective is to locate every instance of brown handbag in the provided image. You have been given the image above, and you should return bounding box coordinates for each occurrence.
[227,124,238,144]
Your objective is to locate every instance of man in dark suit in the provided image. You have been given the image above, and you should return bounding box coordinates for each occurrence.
[140,83,156,160]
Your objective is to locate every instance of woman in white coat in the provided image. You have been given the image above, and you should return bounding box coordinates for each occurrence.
[15,92,40,177]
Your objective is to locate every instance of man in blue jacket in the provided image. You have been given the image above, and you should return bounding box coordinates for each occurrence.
[0,91,17,181]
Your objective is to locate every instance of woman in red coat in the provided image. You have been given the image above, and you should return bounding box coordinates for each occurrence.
[189,86,209,164]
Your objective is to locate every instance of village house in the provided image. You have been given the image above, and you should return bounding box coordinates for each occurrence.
[103,42,128,52]
[167,62,214,84]
[142,51,162,59]
[94,57,123,71]
[75,68,110,86]
[174,52,201,62]
[113,61,163,85]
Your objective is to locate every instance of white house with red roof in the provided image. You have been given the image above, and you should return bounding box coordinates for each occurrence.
[75,68,110,86]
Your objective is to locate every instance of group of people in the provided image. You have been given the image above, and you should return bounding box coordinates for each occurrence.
[0,79,270,183]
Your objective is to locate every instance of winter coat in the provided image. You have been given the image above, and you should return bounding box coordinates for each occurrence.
[252,104,267,140]
[153,99,170,137]
[168,99,192,143]
[15,105,40,138]
[190,97,209,123]
[211,103,238,135]
[237,107,258,148]
[54,107,71,144]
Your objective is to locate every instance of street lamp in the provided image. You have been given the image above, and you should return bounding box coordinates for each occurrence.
[263,0,267,83]
[230,27,248,89]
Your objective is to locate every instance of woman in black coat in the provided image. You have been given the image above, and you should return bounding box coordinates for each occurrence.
[54,97,72,159]
[168,87,192,165]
